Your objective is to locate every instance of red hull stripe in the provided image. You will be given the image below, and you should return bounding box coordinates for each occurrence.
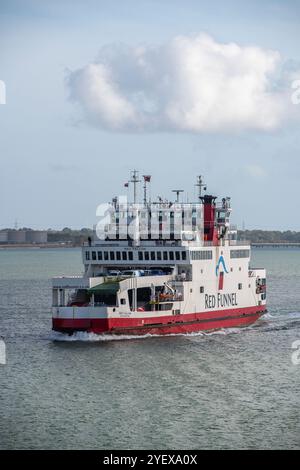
[53,305,266,335]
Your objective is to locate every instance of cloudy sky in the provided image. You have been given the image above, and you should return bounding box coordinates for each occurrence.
[0,0,300,230]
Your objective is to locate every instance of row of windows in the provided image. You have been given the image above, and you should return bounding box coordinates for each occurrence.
[230,249,250,259]
[138,251,186,261]
[190,250,212,260]
[86,250,134,262]
[85,250,187,262]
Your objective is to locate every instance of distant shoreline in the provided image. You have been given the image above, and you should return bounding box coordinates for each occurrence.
[0,243,300,250]
[2,228,300,246]
[0,244,80,249]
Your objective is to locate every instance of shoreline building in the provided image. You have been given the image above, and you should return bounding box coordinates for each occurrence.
[0,230,48,244]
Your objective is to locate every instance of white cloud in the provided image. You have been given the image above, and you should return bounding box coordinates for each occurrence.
[245,164,266,179]
[66,34,298,133]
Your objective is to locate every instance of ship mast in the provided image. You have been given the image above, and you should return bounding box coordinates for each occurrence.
[143,175,151,206]
[196,175,207,200]
[130,170,141,204]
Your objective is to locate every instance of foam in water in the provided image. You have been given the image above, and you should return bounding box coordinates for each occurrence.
[49,327,246,343]
[50,331,156,342]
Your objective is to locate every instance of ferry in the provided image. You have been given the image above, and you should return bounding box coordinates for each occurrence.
[52,172,266,336]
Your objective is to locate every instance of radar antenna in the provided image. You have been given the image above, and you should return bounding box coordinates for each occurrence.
[172,189,184,203]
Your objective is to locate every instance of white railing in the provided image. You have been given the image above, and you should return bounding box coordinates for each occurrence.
[229,240,250,246]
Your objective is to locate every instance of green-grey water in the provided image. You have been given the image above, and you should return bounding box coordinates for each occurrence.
[0,248,299,449]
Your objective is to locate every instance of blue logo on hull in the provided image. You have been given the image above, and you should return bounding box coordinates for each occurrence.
[216,255,229,276]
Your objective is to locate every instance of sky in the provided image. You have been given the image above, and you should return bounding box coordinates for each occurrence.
[0,0,300,230]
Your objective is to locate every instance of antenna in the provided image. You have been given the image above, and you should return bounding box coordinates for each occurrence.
[195,175,207,200]
[172,189,184,203]
[130,170,141,204]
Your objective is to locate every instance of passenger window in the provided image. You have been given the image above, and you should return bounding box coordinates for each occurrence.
[110,251,115,260]
[138,252,143,261]
[128,252,133,261]
[92,251,96,260]
[169,252,174,260]
[97,251,102,260]
[104,251,108,261]
[151,251,155,260]
[122,251,127,261]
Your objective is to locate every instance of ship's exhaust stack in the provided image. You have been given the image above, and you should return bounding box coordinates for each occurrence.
[201,195,218,243]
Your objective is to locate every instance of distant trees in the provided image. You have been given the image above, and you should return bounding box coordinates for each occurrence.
[238,230,300,243]
[47,228,94,244]
[49,228,300,244]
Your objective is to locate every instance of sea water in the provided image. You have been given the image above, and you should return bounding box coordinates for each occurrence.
[0,248,299,449]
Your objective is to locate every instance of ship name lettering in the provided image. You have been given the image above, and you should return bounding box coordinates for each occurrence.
[205,293,238,309]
